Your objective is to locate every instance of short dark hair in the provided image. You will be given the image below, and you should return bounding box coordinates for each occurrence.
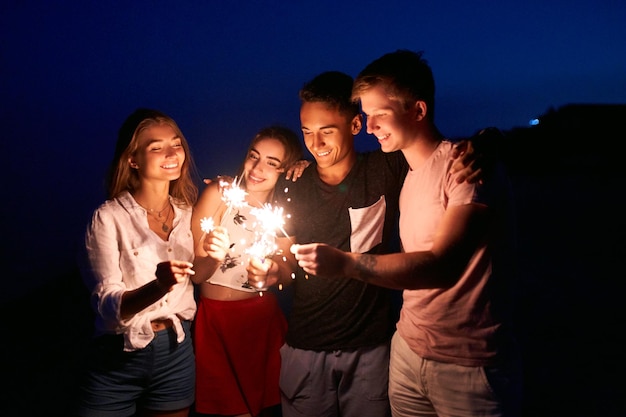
[299,71,361,119]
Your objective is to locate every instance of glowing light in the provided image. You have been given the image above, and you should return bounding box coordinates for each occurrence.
[245,204,286,260]
[250,204,285,237]
[244,203,289,294]
[199,178,293,294]
[200,217,215,233]
[219,177,247,211]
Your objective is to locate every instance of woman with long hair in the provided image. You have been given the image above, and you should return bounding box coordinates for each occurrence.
[191,125,304,417]
[76,108,199,417]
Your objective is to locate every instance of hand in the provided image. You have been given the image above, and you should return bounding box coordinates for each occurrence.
[203,174,235,186]
[290,243,347,278]
[155,260,195,292]
[246,257,279,290]
[451,127,502,184]
[202,226,230,262]
[284,159,311,182]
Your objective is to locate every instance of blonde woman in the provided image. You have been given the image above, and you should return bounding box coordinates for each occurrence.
[76,108,198,417]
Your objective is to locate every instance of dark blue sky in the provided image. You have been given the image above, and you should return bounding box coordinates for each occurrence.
[3,1,625,301]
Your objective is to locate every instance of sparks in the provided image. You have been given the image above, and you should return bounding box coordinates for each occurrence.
[219,177,247,210]
[250,204,285,236]
[245,204,285,260]
[200,217,215,233]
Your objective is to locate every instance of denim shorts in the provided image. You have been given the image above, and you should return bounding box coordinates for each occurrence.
[74,320,195,417]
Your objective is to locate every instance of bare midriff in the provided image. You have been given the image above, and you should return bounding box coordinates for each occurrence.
[198,282,258,301]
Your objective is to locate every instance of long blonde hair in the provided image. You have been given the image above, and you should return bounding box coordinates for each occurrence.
[106,108,198,206]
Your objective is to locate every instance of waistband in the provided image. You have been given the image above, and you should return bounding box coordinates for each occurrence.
[151,318,173,332]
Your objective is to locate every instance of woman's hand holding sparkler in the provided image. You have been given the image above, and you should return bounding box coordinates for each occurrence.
[202,226,230,262]
[191,223,231,285]
[155,260,195,293]
[246,256,280,291]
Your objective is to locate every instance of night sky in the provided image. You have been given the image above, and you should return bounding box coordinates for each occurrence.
[3,0,626,301]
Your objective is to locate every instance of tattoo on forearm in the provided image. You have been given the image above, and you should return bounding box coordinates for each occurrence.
[354,254,378,282]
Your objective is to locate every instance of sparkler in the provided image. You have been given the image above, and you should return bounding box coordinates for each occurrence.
[199,176,247,236]
[246,204,285,259]
[198,177,292,294]
[244,203,290,294]
[219,176,247,216]
[199,216,215,234]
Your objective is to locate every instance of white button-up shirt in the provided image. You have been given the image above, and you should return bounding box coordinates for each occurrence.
[82,191,196,351]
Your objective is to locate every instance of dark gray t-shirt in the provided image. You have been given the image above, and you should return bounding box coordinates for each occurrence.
[275,150,408,351]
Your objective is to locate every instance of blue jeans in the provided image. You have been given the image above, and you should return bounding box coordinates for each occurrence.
[279,342,391,417]
[389,331,523,417]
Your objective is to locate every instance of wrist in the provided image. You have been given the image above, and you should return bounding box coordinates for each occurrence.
[344,253,357,278]
[153,278,170,294]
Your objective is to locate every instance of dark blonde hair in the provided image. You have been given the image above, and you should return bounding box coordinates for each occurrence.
[106,108,198,206]
[352,50,436,120]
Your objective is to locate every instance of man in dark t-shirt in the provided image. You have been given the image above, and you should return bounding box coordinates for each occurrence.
[248,71,484,417]
[277,149,406,352]
[253,71,407,417]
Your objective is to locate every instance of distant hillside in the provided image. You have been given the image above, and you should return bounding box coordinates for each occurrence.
[502,103,625,174]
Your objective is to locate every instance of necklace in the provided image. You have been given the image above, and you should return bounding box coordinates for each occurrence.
[146,200,170,218]
[146,203,172,233]
[137,198,172,233]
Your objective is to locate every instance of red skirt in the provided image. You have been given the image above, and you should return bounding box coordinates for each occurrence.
[193,293,287,415]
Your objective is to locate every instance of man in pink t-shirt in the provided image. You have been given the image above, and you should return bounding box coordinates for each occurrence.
[290,50,523,417]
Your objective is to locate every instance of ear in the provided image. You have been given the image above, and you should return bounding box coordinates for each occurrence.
[128,157,139,169]
[414,101,428,122]
[351,113,363,135]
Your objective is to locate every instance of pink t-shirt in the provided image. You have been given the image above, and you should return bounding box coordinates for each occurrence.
[397,141,507,367]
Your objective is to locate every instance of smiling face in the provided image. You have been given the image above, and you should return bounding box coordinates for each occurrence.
[129,123,185,184]
[358,85,420,154]
[243,137,286,198]
[300,101,360,179]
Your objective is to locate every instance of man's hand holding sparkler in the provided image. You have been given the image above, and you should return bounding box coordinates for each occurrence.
[290,243,351,279]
